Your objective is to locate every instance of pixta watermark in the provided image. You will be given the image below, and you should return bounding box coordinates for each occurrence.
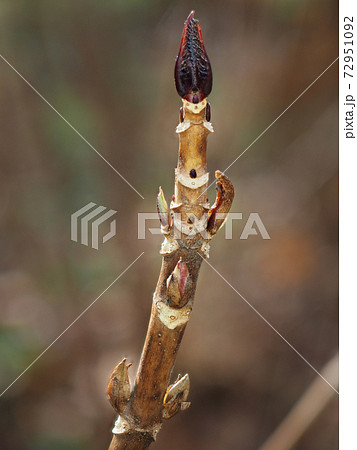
[137,212,270,240]
[71,202,117,250]
[71,204,270,250]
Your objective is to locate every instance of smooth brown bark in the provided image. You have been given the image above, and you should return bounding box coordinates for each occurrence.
[107,97,234,448]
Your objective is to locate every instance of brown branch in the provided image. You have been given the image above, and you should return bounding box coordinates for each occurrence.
[107,11,234,449]
[259,353,339,450]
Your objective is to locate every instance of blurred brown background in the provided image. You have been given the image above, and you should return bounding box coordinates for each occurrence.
[0,0,338,449]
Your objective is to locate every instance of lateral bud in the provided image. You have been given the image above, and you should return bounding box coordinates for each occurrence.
[157,187,171,229]
[163,373,190,419]
[107,358,132,415]
[166,258,191,308]
[207,170,235,235]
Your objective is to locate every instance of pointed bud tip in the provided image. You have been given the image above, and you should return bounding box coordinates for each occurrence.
[174,11,212,103]
[187,10,195,20]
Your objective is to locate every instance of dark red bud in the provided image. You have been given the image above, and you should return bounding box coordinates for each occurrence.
[174,11,212,103]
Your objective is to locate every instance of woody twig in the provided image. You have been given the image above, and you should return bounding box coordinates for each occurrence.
[107,11,234,449]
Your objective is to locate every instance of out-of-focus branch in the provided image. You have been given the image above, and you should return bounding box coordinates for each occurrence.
[259,352,339,450]
[107,11,234,449]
